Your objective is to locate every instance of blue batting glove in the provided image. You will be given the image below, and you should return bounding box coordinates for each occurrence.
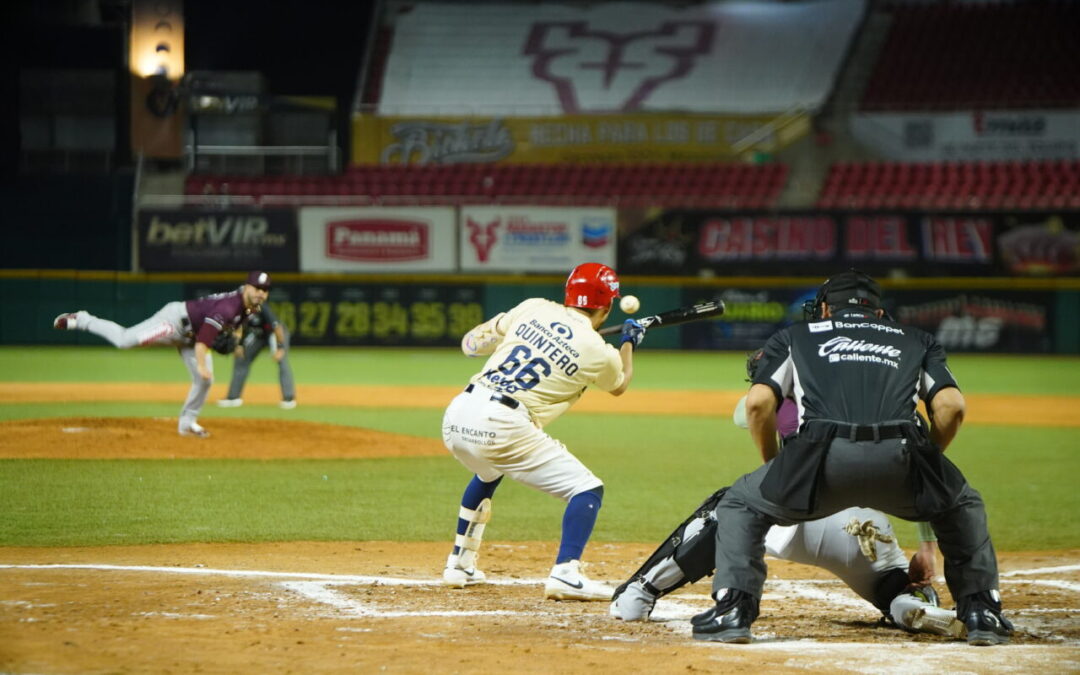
[620,319,646,349]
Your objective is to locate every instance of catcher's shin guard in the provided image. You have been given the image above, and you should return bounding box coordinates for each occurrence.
[612,488,726,602]
[455,497,492,571]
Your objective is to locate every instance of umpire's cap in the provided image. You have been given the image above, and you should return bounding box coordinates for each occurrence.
[821,269,881,310]
[246,271,272,290]
[804,269,881,319]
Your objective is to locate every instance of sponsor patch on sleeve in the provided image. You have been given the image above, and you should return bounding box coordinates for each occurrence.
[808,320,833,333]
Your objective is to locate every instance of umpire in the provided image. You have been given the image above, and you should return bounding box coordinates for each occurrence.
[693,270,1012,646]
[218,301,297,409]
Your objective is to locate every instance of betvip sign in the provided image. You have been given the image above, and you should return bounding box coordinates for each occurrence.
[298,207,456,272]
[137,208,298,271]
[460,207,616,272]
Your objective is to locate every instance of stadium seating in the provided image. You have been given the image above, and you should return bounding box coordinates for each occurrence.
[862,2,1080,110]
[816,160,1080,210]
[185,163,790,209]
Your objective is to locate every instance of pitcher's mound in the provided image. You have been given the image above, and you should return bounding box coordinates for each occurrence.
[0,417,447,460]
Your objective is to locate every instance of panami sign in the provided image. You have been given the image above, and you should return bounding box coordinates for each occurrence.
[326,220,429,261]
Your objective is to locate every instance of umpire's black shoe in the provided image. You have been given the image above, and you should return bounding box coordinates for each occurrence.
[691,588,759,643]
[958,590,1014,646]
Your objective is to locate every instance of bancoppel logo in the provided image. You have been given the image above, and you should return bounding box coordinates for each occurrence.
[523,21,715,112]
[818,336,901,369]
[834,321,905,335]
[145,215,286,247]
[466,218,500,262]
[326,220,428,261]
[808,320,832,333]
[582,217,613,249]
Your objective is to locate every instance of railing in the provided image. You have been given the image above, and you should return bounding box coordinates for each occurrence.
[184,131,339,176]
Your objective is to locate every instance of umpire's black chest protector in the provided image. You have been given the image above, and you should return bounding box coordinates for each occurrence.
[755,309,958,427]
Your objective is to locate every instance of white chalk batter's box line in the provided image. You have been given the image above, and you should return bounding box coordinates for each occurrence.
[2,562,1079,623]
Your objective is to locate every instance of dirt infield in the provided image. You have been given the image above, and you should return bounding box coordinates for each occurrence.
[2,384,1079,673]
[3,382,1079,426]
[1,542,1078,674]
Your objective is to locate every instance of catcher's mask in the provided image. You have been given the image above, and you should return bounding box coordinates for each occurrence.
[564,262,620,310]
[803,269,883,320]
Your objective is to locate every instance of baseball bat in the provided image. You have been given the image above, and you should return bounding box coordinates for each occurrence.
[598,299,726,335]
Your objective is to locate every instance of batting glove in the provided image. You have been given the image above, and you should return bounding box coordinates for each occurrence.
[620,319,647,350]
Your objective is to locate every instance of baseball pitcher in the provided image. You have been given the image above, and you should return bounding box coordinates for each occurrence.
[53,271,271,437]
[441,262,647,601]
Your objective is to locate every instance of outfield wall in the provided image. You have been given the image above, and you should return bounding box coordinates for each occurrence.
[6,271,1078,354]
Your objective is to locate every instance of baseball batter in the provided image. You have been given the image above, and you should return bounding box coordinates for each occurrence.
[441,262,647,601]
[52,271,271,437]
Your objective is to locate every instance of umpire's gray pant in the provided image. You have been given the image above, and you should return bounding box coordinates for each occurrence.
[225,331,295,401]
[712,437,1000,604]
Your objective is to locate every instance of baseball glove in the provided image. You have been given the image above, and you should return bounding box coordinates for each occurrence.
[211,330,239,355]
[745,348,765,381]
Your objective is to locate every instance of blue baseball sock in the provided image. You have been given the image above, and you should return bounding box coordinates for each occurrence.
[452,475,502,555]
[556,486,604,564]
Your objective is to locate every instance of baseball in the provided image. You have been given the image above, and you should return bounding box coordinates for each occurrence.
[620,295,640,314]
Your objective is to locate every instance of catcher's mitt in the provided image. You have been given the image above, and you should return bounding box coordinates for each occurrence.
[745,348,765,381]
[211,330,239,355]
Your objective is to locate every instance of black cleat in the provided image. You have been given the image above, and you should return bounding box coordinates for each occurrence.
[691,588,759,643]
[958,590,1014,646]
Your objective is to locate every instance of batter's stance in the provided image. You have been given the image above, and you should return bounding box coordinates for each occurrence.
[52,271,271,438]
[441,262,646,601]
[693,270,1012,646]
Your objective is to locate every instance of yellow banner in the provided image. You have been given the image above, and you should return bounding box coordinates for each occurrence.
[352,112,808,165]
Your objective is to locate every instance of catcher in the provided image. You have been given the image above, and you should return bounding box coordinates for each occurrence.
[610,349,964,638]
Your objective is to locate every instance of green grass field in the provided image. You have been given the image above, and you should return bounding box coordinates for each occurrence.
[1,347,1078,550]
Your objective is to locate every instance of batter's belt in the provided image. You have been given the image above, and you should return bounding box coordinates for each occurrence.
[464,383,520,410]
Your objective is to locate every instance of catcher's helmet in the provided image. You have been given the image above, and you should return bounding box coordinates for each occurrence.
[564,262,620,309]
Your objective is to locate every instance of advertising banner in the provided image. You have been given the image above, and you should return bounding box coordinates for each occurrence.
[298,207,456,272]
[619,209,1080,277]
[460,206,616,272]
[352,112,808,164]
[137,207,298,271]
[185,282,484,347]
[680,286,1055,354]
[851,110,1080,161]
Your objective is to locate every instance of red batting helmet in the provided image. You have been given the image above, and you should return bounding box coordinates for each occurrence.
[564,262,620,309]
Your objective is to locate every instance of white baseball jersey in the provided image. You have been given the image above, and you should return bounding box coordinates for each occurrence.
[466,298,625,428]
[443,298,625,500]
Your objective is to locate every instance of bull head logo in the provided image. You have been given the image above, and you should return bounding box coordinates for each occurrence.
[467,218,501,263]
[524,21,715,113]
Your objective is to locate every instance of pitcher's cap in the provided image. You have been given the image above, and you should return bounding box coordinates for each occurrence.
[246,271,272,290]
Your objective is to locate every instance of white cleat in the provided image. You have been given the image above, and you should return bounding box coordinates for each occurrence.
[179,422,210,439]
[217,399,243,408]
[53,312,81,330]
[442,553,486,588]
[544,560,614,602]
[279,399,297,409]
